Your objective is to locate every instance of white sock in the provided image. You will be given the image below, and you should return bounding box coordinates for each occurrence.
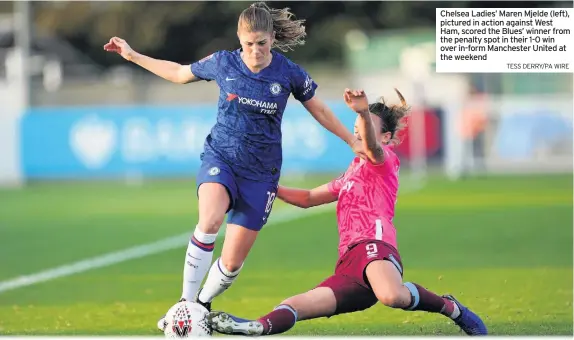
[198,257,243,303]
[181,227,218,301]
[450,302,461,319]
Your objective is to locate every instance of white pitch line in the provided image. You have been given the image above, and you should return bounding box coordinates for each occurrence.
[0,204,334,294]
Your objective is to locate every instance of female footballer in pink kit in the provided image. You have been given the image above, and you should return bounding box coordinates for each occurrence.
[207,89,488,336]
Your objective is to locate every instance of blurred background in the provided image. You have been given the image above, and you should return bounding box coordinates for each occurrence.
[0,0,572,336]
[0,0,572,184]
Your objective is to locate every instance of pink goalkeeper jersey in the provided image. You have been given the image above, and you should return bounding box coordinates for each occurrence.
[328,144,400,258]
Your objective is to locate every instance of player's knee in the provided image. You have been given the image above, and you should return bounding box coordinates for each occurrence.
[278,298,302,317]
[197,183,230,233]
[375,289,403,308]
[219,257,243,273]
[281,296,297,307]
[197,214,225,234]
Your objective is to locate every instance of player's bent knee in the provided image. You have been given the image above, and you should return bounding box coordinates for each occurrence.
[281,296,298,307]
[219,257,243,273]
[197,217,225,234]
[197,183,231,233]
[279,297,304,318]
[375,289,403,308]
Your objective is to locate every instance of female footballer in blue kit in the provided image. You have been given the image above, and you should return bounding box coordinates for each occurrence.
[103,2,363,331]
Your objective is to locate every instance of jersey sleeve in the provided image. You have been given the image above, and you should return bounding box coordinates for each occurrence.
[327,172,345,196]
[190,51,223,82]
[291,64,318,102]
[364,146,399,175]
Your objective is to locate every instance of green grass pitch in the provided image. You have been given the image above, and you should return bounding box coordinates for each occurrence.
[0,173,571,335]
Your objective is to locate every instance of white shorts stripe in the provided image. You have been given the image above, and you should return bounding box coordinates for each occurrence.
[375,219,383,241]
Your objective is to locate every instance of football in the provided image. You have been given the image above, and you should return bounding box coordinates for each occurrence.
[163,301,212,338]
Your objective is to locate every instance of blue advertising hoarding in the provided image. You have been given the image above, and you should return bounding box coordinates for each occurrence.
[19,100,572,180]
[20,102,357,179]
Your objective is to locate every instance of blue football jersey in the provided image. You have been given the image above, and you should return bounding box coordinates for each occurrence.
[191,49,318,182]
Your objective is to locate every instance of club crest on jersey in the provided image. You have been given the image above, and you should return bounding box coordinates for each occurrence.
[269,82,282,95]
[208,167,220,176]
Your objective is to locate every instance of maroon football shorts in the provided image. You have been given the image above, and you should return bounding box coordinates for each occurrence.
[316,239,403,316]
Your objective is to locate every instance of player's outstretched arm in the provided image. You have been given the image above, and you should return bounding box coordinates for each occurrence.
[302,97,364,158]
[344,89,385,164]
[277,184,336,209]
[103,37,199,84]
[356,109,385,164]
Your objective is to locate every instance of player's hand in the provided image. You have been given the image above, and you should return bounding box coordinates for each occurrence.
[103,37,136,61]
[343,88,370,116]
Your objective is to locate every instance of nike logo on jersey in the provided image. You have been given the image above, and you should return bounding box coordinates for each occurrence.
[225,77,237,81]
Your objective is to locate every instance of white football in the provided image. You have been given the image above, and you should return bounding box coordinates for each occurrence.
[163,301,212,338]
